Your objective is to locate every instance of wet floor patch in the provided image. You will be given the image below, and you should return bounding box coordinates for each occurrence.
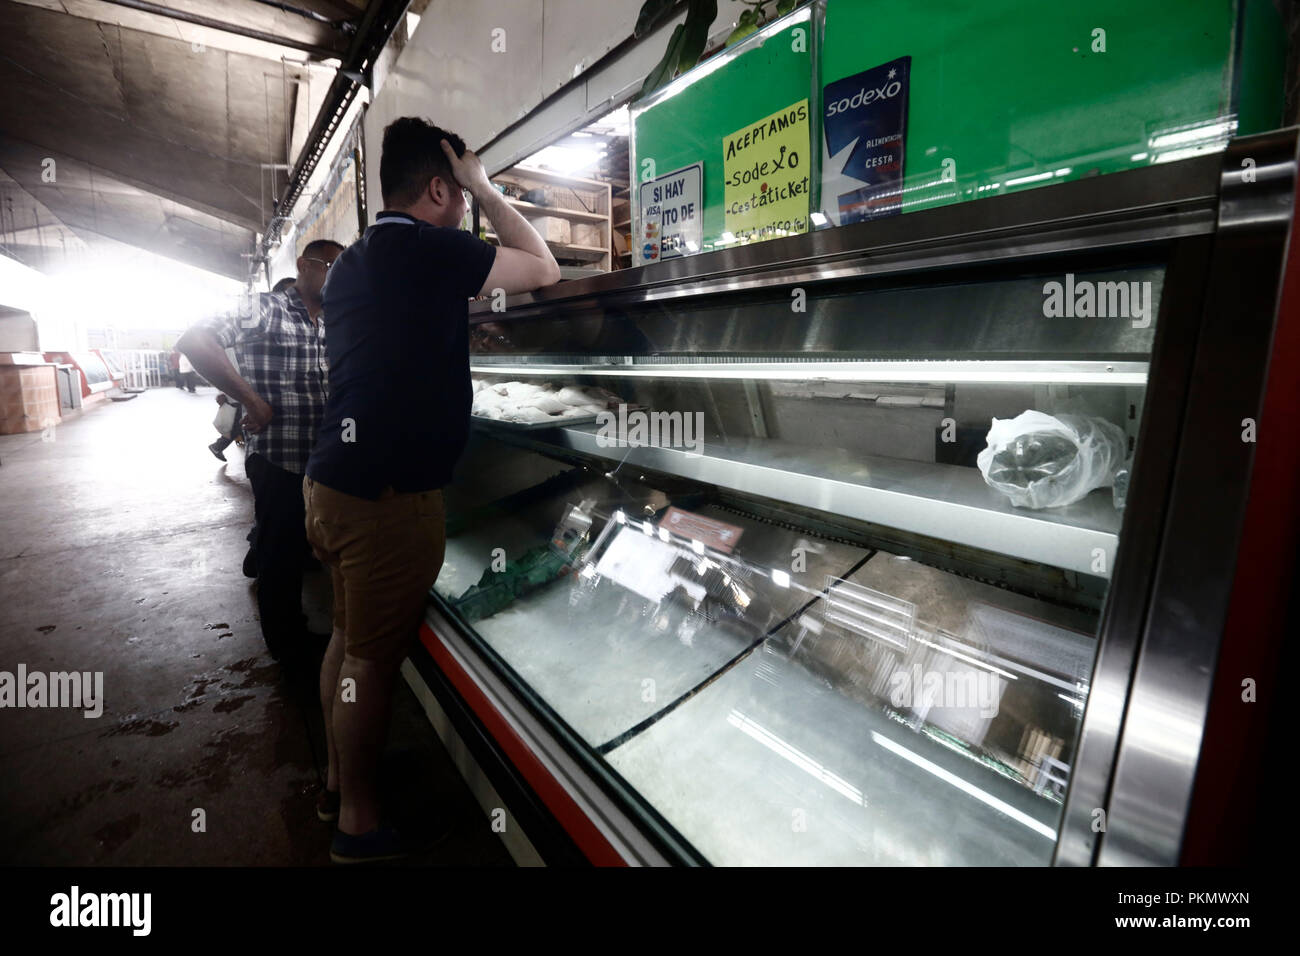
[93,812,141,856]
[37,777,138,832]
[186,676,223,699]
[213,694,254,714]
[224,657,279,689]
[100,716,179,738]
[154,726,257,794]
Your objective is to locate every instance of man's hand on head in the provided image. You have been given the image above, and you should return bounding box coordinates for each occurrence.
[440,139,492,198]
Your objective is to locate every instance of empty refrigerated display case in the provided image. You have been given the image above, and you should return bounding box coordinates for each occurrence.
[403,128,1300,866]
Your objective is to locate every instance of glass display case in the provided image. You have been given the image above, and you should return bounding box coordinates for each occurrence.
[411,127,1298,866]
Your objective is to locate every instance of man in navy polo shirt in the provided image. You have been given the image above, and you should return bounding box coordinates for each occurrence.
[304,117,559,863]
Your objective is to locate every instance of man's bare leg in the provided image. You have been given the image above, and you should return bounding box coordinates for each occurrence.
[319,626,346,791]
[334,650,404,835]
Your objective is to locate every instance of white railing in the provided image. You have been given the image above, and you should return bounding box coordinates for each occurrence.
[101,349,164,389]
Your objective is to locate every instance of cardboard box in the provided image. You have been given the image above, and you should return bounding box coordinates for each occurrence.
[0,352,47,366]
[571,222,603,247]
[545,184,602,212]
[542,185,571,208]
[530,216,571,244]
[0,364,60,434]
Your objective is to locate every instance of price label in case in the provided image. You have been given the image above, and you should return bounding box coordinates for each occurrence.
[658,507,745,554]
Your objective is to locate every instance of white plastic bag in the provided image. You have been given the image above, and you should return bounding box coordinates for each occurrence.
[977,410,1127,509]
[213,403,237,438]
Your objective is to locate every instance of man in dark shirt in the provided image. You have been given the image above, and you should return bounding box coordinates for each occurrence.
[304,117,559,863]
[179,240,343,662]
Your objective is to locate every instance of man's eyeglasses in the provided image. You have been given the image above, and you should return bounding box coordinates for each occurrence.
[303,257,335,270]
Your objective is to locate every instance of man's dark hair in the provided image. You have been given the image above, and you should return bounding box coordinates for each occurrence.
[271,276,296,293]
[302,239,344,258]
[380,117,466,207]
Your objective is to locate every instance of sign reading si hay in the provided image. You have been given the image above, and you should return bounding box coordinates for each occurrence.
[637,162,702,264]
[723,99,810,245]
[821,56,911,225]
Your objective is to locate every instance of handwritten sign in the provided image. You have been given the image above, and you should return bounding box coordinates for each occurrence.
[637,162,703,264]
[722,99,810,245]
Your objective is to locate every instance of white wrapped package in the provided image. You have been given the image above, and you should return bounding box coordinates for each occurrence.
[472,390,507,411]
[558,385,617,408]
[557,386,594,406]
[553,403,605,419]
[498,381,540,399]
[473,379,626,422]
[509,406,556,424]
[213,403,237,438]
[976,411,1127,509]
[528,394,571,415]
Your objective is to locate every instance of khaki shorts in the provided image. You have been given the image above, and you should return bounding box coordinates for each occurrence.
[303,476,445,662]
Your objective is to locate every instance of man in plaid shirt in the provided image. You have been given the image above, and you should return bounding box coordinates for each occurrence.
[178,238,344,661]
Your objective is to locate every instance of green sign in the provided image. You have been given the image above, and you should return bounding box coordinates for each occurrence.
[628,0,1283,258]
[818,0,1284,215]
[631,6,817,255]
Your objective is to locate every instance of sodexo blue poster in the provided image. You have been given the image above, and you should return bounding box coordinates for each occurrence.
[820,56,911,225]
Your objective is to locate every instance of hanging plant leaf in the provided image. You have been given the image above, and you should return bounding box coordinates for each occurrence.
[776,0,798,14]
[637,22,687,100]
[634,0,678,39]
[725,8,759,46]
[675,0,717,73]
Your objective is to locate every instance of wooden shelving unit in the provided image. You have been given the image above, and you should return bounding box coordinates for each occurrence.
[481,107,633,274]
[606,137,632,271]
[505,197,607,223]
[487,165,612,272]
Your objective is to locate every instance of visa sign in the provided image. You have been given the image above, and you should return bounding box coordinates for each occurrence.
[637,162,703,263]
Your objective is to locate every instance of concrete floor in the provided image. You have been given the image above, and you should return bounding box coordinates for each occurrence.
[0,386,513,866]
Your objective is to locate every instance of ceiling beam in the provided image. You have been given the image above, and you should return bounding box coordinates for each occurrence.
[245,0,357,32]
[0,134,266,234]
[263,0,408,254]
[97,0,343,59]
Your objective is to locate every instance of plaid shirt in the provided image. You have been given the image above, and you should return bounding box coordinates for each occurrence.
[197,286,328,475]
